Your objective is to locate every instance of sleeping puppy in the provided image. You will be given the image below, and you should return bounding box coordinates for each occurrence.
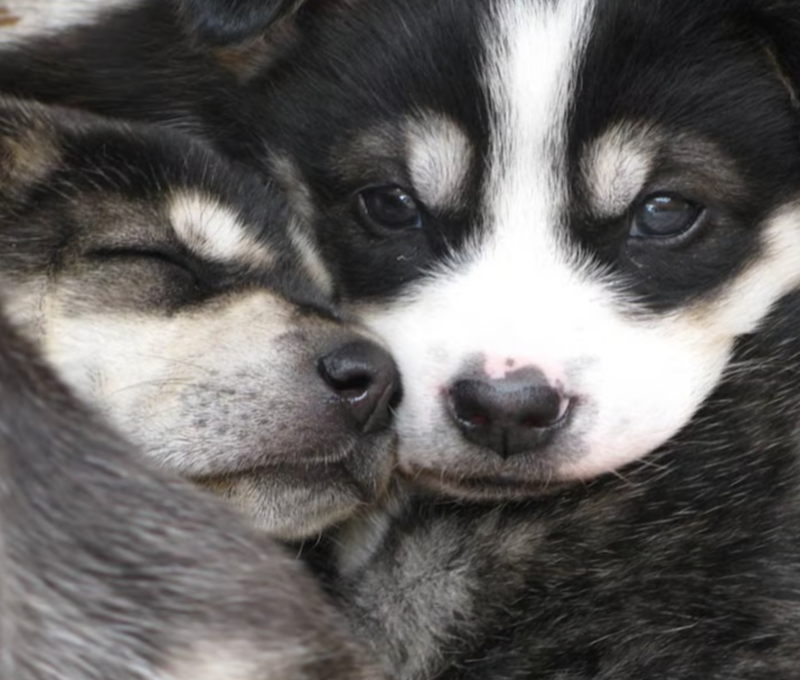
[0,96,399,541]
[6,1,800,678]
[0,293,381,680]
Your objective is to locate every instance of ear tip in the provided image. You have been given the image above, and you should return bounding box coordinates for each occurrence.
[178,0,288,46]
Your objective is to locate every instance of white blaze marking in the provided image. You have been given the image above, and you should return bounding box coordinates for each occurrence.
[468,0,600,301]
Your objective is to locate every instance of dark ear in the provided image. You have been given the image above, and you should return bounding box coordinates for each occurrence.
[743,1,800,109]
[178,0,305,46]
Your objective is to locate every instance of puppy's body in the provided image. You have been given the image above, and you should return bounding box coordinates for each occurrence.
[0,300,381,680]
[6,1,800,678]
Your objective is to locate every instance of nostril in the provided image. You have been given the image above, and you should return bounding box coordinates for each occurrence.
[318,361,373,401]
[449,380,493,429]
[516,386,569,429]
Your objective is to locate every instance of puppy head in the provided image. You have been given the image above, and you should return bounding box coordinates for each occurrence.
[256,0,800,499]
[0,99,399,537]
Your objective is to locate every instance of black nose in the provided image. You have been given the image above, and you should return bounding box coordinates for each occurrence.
[447,371,569,459]
[317,340,400,434]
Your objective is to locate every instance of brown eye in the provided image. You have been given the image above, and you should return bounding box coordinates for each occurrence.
[358,185,423,231]
[630,194,704,239]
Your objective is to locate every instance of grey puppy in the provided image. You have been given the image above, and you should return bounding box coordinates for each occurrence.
[0,96,399,540]
[0,297,382,679]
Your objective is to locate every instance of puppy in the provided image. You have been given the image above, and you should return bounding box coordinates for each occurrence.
[0,96,399,540]
[220,1,800,678]
[154,1,800,678]
[7,1,800,678]
[0,294,382,680]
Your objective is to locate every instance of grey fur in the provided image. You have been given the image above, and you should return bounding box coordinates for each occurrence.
[0,300,382,679]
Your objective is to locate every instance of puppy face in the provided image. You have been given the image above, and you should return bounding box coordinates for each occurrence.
[262,0,800,499]
[0,100,398,536]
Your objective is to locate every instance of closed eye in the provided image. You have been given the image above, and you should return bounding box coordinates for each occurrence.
[87,246,199,276]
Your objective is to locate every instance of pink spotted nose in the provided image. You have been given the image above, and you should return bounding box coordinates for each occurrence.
[446,366,571,459]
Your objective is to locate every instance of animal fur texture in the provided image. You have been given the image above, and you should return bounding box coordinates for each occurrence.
[0,94,399,540]
[4,1,800,678]
[0,282,381,680]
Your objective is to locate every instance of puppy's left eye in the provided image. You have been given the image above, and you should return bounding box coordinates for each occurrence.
[630,194,704,239]
[357,185,423,232]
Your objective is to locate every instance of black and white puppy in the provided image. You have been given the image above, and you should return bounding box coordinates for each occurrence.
[236,1,800,678]
[0,292,381,679]
[0,95,399,540]
[253,2,800,677]
[5,1,800,678]
[246,0,800,497]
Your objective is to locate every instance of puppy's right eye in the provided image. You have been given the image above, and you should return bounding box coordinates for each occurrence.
[629,194,704,240]
[357,185,423,232]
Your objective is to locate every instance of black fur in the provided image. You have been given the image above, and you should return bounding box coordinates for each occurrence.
[4,0,798,308]
[178,0,299,45]
[0,3,273,167]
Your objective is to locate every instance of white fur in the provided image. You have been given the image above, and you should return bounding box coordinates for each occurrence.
[0,0,129,40]
[169,192,275,266]
[406,114,473,210]
[165,645,305,680]
[40,290,294,475]
[480,0,596,257]
[700,205,800,334]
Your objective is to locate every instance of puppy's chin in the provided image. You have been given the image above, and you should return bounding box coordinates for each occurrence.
[196,433,398,539]
[399,462,577,502]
